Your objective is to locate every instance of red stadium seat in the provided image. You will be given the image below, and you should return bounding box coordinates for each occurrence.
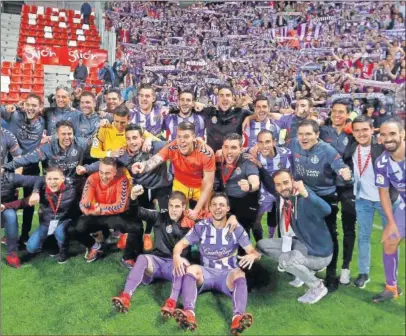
[11,68,22,75]
[21,84,32,91]
[23,63,33,70]
[1,92,8,103]
[22,77,32,84]
[20,93,29,100]
[33,77,44,84]
[34,64,43,71]
[2,61,12,68]
[10,76,22,83]
[23,68,33,76]
[1,68,11,76]
[7,92,20,103]
[8,84,20,92]
[33,84,44,91]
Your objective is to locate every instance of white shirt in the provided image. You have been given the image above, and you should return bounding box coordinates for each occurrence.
[279,197,296,237]
[353,145,380,202]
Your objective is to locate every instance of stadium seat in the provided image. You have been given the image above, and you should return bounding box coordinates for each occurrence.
[10,76,22,84]
[33,84,44,91]
[33,77,43,84]
[1,68,11,76]
[11,68,22,75]
[1,92,8,102]
[23,63,33,70]
[2,61,12,68]
[20,92,29,100]
[21,83,32,91]
[8,84,19,92]
[7,92,19,103]
[22,77,32,84]
[23,69,33,76]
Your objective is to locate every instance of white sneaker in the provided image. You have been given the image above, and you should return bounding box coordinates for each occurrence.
[339,268,351,285]
[298,282,328,304]
[289,277,304,288]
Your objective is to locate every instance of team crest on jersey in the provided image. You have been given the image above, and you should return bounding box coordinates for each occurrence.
[376,174,384,185]
[71,149,77,156]
[235,167,242,175]
[343,137,349,146]
[166,225,173,233]
[311,155,319,164]
[211,116,217,124]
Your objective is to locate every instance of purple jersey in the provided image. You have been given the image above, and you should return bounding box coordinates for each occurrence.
[130,106,165,136]
[375,151,406,204]
[185,218,251,270]
[165,113,205,141]
[244,119,280,147]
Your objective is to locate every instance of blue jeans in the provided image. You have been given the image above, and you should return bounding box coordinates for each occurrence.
[26,222,68,254]
[2,209,18,254]
[355,198,387,275]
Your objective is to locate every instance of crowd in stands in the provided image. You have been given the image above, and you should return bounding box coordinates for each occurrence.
[1,1,405,335]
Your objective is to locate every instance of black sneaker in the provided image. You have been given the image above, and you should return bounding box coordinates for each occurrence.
[57,248,68,264]
[325,276,339,293]
[372,286,402,303]
[354,274,370,288]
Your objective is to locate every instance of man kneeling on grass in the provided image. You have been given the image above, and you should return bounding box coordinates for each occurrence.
[172,192,261,336]
[112,188,239,317]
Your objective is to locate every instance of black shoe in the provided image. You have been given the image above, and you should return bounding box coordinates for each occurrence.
[325,276,339,293]
[57,248,68,264]
[372,286,403,303]
[354,274,370,289]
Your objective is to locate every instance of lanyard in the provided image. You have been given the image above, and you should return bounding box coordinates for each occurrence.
[282,200,293,233]
[357,145,372,177]
[221,162,237,186]
[46,191,63,218]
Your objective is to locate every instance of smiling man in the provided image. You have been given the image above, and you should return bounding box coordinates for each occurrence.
[77,92,102,139]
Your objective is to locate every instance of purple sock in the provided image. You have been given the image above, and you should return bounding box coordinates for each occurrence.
[182,273,197,311]
[268,226,276,238]
[383,251,398,287]
[169,275,183,301]
[124,255,148,296]
[232,277,247,316]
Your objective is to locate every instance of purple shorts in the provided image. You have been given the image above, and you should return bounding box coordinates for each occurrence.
[142,255,173,284]
[198,267,233,298]
[394,201,405,239]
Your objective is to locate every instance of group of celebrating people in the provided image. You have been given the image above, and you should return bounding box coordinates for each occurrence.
[1,1,406,335]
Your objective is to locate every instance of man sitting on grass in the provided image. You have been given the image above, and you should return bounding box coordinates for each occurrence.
[171,192,261,335]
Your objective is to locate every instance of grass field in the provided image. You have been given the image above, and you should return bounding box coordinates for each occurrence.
[1,212,405,336]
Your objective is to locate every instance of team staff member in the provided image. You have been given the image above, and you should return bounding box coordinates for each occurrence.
[193,86,253,152]
[319,101,357,286]
[288,119,352,292]
[79,124,172,251]
[216,133,261,241]
[2,167,77,265]
[257,170,333,304]
[165,90,205,141]
[1,127,22,166]
[132,122,215,220]
[172,192,260,335]
[73,158,137,267]
[77,92,102,139]
[342,116,388,288]
[373,118,405,303]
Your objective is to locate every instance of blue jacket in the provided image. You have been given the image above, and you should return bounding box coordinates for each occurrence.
[78,112,101,138]
[43,106,82,136]
[1,106,45,154]
[1,172,42,203]
[81,2,92,15]
[288,138,348,196]
[98,67,115,83]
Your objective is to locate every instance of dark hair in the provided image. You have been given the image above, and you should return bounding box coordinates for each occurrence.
[272,168,292,180]
[177,121,196,133]
[332,100,349,113]
[113,103,130,118]
[26,93,43,105]
[106,88,122,99]
[352,115,374,128]
[210,192,230,206]
[297,119,319,133]
[179,90,195,100]
[381,117,405,132]
[80,91,96,100]
[125,124,144,136]
[100,157,117,168]
[223,133,243,146]
[297,97,313,108]
[46,166,64,175]
[169,191,187,205]
[56,120,74,132]
[253,95,269,106]
[139,83,156,95]
[218,85,234,95]
[257,129,274,140]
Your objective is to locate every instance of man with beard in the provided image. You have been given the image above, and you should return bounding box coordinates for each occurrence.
[216,133,261,241]
[171,192,260,335]
[131,122,215,220]
[1,94,45,244]
[373,118,405,303]
[342,115,388,288]
[319,101,357,286]
[105,88,124,114]
[193,86,253,152]
[257,170,333,304]
[42,86,82,138]
[243,96,280,147]
[129,84,167,137]
[78,124,172,252]
[77,92,102,139]
[164,90,205,141]
[289,119,352,292]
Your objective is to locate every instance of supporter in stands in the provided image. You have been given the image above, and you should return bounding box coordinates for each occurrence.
[98,61,115,86]
[257,170,333,304]
[81,0,92,25]
[73,58,88,88]
[113,60,128,88]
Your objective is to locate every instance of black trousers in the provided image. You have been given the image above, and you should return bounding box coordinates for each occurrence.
[72,214,143,260]
[137,186,172,234]
[320,192,339,278]
[21,163,41,240]
[229,194,261,242]
[336,185,356,270]
[83,14,90,25]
